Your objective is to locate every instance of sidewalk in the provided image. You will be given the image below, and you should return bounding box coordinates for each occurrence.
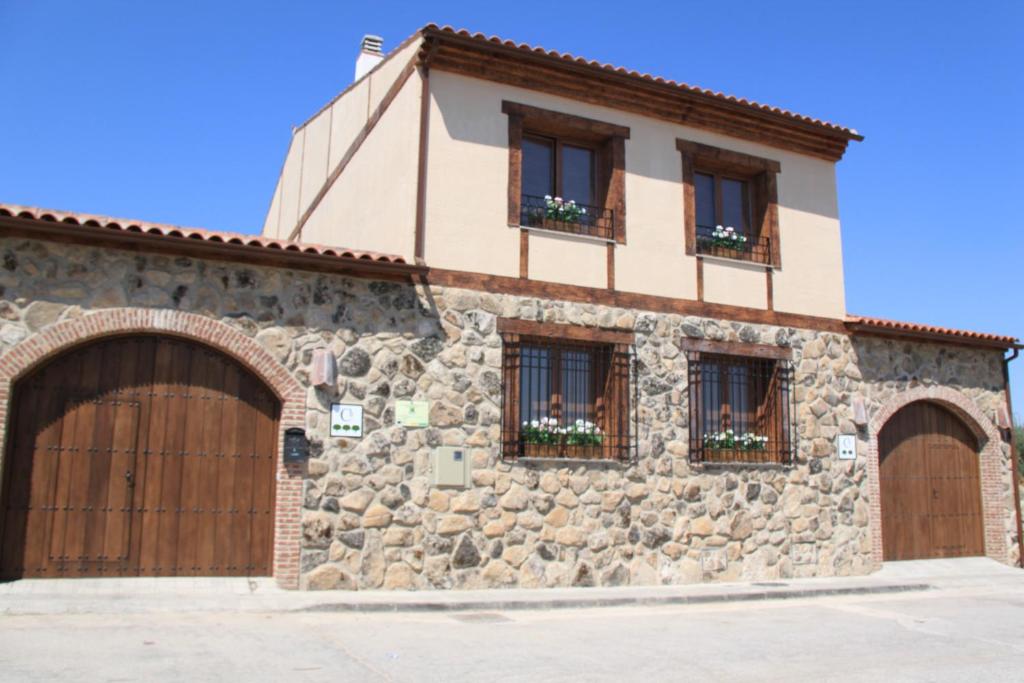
[1,557,1018,616]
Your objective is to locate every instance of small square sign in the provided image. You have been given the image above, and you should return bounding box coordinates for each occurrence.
[837,434,857,460]
[395,400,429,427]
[330,403,363,438]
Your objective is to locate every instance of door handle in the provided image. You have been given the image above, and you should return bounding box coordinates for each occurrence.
[125,470,135,487]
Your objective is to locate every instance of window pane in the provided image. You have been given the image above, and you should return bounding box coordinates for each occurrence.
[721,178,750,233]
[520,346,552,423]
[561,145,594,206]
[728,364,751,432]
[695,173,716,228]
[560,349,594,426]
[522,137,555,199]
[701,360,722,433]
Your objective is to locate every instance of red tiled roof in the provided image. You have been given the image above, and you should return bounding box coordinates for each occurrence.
[846,315,1019,348]
[0,203,408,265]
[421,24,863,141]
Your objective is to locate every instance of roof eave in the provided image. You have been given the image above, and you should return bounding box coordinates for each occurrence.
[420,25,864,148]
[0,214,426,282]
[845,320,1021,351]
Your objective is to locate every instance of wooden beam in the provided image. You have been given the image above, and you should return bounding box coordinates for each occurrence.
[497,318,635,345]
[679,337,793,360]
[431,267,848,334]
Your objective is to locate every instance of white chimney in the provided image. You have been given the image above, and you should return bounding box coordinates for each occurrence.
[354,34,384,81]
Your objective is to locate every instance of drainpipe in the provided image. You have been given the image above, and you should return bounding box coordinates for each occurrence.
[1002,348,1023,568]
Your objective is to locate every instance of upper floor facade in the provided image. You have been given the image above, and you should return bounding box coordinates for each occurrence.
[262,25,863,322]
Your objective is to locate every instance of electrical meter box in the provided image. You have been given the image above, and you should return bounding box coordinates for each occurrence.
[431,447,471,488]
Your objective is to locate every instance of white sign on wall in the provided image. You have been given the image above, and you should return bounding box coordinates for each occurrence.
[837,434,857,460]
[330,403,363,438]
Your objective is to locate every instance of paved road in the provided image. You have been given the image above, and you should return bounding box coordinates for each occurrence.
[3,585,1023,682]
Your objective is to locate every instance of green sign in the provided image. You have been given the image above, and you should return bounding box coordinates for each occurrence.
[395,400,429,427]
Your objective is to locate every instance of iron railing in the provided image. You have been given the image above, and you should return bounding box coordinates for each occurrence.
[520,194,615,240]
[695,225,772,265]
[687,351,795,465]
[501,336,635,461]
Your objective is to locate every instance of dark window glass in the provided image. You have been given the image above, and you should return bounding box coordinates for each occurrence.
[561,145,595,206]
[560,349,594,425]
[721,178,749,233]
[520,346,551,420]
[700,356,768,433]
[695,172,716,228]
[522,137,555,198]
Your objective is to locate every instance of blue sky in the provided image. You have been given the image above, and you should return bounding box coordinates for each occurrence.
[2,1,1022,411]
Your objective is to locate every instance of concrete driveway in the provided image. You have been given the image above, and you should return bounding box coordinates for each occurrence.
[1,560,1022,682]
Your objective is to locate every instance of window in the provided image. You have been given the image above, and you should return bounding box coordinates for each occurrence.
[522,136,596,206]
[686,347,795,465]
[504,101,629,242]
[499,319,634,461]
[678,139,781,266]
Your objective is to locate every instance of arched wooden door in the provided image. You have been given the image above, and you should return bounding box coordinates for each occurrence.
[879,400,984,560]
[0,336,279,579]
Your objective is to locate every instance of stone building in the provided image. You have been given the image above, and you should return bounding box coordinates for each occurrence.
[0,25,1019,590]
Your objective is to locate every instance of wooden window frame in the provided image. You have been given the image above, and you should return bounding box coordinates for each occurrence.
[504,100,629,243]
[678,139,782,267]
[498,319,634,461]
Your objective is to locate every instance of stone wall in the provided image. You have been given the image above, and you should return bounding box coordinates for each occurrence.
[0,236,1016,589]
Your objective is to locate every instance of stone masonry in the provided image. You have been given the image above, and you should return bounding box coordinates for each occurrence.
[0,236,1016,590]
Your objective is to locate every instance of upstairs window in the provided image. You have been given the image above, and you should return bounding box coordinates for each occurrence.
[686,346,795,465]
[499,319,634,461]
[522,136,596,207]
[679,139,781,266]
[504,101,629,242]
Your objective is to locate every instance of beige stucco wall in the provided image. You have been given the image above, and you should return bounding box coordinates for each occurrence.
[261,39,420,245]
[702,258,768,309]
[300,74,419,258]
[425,70,847,318]
[265,50,850,319]
[528,232,607,289]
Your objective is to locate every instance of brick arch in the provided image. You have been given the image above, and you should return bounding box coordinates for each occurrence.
[865,385,1008,566]
[0,308,306,588]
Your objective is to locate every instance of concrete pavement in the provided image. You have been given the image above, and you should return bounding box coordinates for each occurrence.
[0,557,1017,616]
[2,562,1023,682]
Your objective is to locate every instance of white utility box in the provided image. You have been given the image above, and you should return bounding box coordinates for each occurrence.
[431,446,471,488]
[837,434,857,460]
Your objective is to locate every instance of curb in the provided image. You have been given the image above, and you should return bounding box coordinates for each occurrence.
[295,582,933,614]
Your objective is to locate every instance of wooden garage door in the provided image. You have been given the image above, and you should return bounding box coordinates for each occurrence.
[879,401,984,561]
[0,336,279,579]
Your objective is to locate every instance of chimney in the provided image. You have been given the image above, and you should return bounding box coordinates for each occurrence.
[354,34,384,81]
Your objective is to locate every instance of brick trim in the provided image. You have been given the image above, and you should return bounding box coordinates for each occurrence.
[866,386,1009,567]
[0,308,306,589]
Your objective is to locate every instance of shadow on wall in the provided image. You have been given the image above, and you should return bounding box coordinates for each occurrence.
[430,72,840,222]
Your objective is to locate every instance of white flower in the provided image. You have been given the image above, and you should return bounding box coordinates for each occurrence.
[725,226,734,233]
[544,194,552,200]
[580,207,587,214]
[530,420,540,428]
[554,197,563,203]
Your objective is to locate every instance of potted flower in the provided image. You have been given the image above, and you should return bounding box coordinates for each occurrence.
[543,195,587,226]
[702,429,769,460]
[704,225,749,252]
[522,416,603,458]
